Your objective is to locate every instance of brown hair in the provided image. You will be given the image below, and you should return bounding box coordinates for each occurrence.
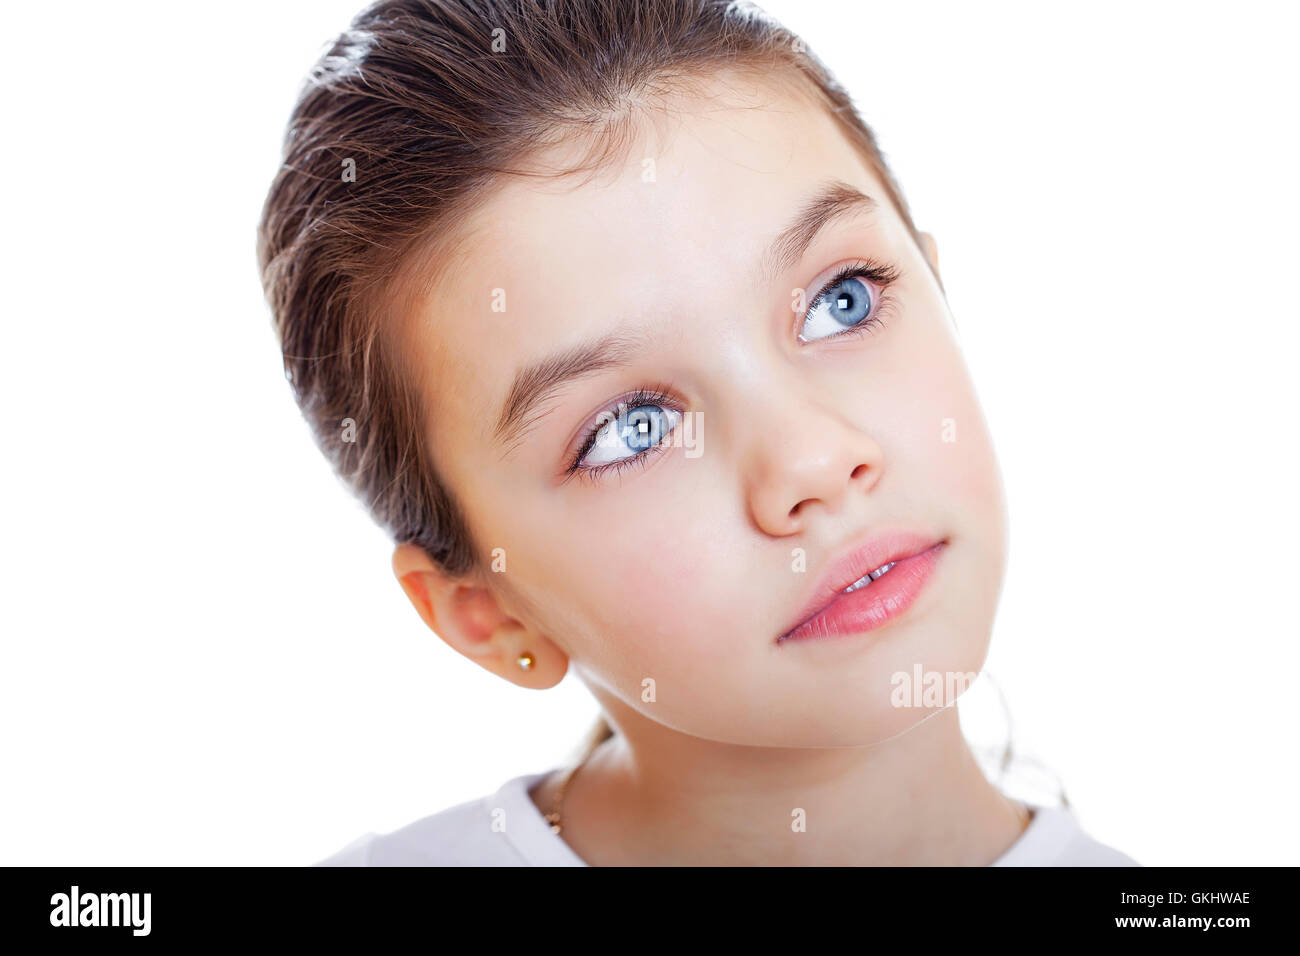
[257,0,930,757]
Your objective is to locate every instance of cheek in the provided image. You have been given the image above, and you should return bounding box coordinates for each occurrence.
[594,506,750,672]
[516,480,726,663]
[522,477,766,733]
[893,332,1007,541]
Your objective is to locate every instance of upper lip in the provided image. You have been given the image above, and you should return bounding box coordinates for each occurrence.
[777,530,947,641]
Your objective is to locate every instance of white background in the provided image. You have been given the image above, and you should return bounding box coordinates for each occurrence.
[1,0,1296,866]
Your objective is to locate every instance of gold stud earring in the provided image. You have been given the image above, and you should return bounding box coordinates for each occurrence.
[516,651,535,671]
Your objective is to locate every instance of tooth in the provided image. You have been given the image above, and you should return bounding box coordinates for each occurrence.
[843,573,872,593]
[869,562,895,580]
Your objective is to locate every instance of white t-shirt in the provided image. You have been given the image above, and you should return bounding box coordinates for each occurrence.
[314,770,1140,866]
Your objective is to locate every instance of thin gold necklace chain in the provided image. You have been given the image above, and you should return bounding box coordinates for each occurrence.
[543,755,586,835]
[545,751,1033,839]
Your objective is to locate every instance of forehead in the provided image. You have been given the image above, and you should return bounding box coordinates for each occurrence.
[409,70,899,458]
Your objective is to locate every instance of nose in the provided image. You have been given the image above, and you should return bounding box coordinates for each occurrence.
[745,402,884,537]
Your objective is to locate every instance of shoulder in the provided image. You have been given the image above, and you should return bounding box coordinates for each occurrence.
[311,770,580,867]
[313,830,377,866]
[992,803,1140,867]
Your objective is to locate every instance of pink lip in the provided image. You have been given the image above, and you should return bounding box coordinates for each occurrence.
[776,533,948,644]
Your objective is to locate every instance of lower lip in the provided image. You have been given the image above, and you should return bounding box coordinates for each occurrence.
[777,541,948,644]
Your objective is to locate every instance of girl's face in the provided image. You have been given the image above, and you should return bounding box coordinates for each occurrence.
[401,70,1008,747]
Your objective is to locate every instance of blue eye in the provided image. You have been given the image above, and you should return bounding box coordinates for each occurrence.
[584,403,681,466]
[798,259,901,343]
[567,385,682,481]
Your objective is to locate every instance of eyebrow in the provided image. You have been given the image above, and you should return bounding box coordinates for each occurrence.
[760,179,879,283]
[492,179,879,450]
[493,328,650,454]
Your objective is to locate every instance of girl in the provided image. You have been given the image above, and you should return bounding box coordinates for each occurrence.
[258,0,1138,866]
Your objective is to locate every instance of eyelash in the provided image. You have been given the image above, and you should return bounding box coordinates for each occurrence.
[563,383,680,485]
[563,259,902,484]
[800,258,902,343]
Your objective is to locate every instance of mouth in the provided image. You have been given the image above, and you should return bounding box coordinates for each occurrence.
[776,534,949,644]
[839,560,899,594]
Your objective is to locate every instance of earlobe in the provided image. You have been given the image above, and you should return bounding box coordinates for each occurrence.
[389,542,569,690]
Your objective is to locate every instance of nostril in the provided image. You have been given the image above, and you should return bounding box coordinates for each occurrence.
[850,463,870,481]
[789,498,818,519]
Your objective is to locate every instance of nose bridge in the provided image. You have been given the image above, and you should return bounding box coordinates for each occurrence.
[731,359,885,537]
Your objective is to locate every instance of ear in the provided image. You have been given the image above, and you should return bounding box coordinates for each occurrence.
[918,230,941,279]
[391,542,568,689]
[916,230,949,306]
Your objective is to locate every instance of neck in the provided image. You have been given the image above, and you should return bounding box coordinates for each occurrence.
[544,704,1028,866]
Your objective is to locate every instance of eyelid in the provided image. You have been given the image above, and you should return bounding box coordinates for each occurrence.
[563,382,680,476]
[564,432,672,487]
[795,257,901,342]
